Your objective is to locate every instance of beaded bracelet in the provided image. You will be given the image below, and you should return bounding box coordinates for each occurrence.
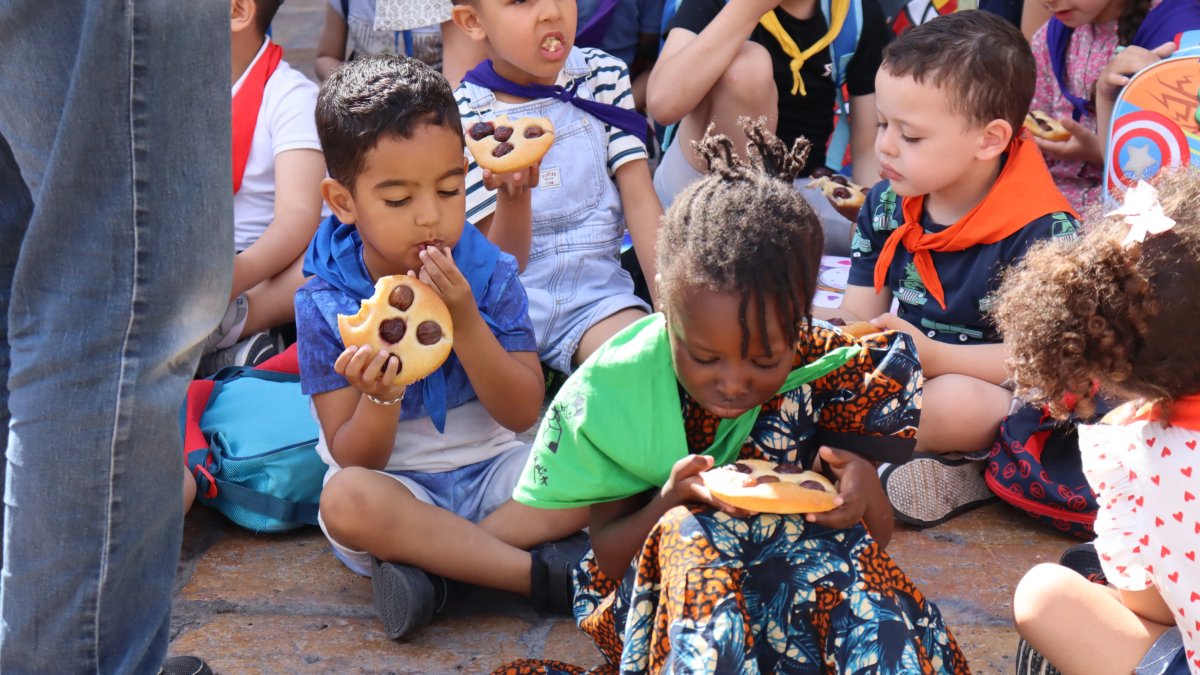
[366,392,405,407]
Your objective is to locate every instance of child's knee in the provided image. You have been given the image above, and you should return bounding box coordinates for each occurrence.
[319,467,381,533]
[1013,563,1072,632]
[716,42,775,101]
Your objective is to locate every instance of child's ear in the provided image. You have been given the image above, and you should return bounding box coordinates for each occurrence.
[322,177,357,224]
[230,0,255,33]
[976,119,1013,161]
[451,3,488,42]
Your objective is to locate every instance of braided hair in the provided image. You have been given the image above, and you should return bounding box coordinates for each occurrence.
[994,170,1200,418]
[657,117,824,356]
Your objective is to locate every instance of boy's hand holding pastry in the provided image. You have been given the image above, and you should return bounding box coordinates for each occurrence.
[416,246,477,326]
[335,344,409,405]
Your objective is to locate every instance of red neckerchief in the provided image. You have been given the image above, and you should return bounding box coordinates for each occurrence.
[232,41,283,194]
[1105,394,1200,432]
[872,136,1077,309]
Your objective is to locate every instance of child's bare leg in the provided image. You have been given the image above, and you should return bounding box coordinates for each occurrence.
[182,465,196,514]
[573,308,648,368]
[674,41,778,173]
[1014,563,1171,674]
[917,374,1012,454]
[479,500,588,550]
[241,255,306,336]
[321,467,535,595]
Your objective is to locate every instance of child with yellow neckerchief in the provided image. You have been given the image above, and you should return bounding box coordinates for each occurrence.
[647,0,888,253]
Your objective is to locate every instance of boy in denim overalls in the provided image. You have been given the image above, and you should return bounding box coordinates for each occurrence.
[450,0,663,376]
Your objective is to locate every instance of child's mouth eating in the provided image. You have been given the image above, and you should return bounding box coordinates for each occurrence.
[541,34,565,59]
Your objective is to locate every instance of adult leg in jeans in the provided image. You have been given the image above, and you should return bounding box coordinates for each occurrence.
[0,2,231,672]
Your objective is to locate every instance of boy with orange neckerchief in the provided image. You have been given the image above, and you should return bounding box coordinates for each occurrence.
[823,11,1081,528]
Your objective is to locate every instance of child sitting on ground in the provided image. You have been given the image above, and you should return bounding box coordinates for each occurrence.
[491,120,969,675]
[198,0,328,377]
[1002,173,1200,675]
[647,0,889,253]
[1028,0,1200,212]
[295,54,587,641]
[450,0,662,376]
[822,11,1082,528]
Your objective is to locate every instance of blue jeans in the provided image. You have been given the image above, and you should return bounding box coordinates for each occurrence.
[0,2,231,672]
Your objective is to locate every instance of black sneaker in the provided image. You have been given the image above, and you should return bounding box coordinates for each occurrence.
[370,557,448,641]
[1059,542,1106,584]
[530,530,590,615]
[879,452,996,528]
[160,655,214,675]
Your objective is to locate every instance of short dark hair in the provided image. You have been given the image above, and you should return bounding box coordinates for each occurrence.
[658,118,824,356]
[253,0,284,36]
[882,10,1034,134]
[316,54,464,188]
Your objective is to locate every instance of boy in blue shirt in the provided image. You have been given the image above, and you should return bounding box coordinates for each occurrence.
[295,54,586,641]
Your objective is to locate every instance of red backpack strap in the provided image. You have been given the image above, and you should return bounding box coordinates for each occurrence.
[183,380,217,458]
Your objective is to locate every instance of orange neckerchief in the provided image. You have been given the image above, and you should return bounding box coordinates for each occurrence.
[1103,394,1200,432]
[872,136,1077,309]
[232,40,283,194]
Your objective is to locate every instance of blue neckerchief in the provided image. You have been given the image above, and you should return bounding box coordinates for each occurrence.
[461,59,648,145]
[1046,19,1092,122]
[303,215,500,432]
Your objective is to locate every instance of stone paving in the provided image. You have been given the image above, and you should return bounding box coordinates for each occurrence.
[173,5,1079,672]
[170,499,1070,674]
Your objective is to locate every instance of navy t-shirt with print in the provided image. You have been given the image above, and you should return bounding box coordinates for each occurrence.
[845,181,1080,345]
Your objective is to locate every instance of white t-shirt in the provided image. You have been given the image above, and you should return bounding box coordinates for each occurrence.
[231,40,324,252]
[314,399,525,474]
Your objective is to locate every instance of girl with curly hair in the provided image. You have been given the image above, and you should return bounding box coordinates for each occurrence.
[1001,172,1200,675]
[490,118,969,675]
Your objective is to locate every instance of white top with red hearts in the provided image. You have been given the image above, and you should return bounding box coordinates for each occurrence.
[1080,404,1200,668]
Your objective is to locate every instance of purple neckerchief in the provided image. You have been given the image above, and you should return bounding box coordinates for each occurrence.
[576,0,620,49]
[1046,19,1091,122]
[462,59,648,145]
[1132,0,1200,48]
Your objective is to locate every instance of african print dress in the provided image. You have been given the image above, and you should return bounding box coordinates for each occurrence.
[497,319,971,675]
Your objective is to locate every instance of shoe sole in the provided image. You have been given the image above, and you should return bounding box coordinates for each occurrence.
[882,457,995,528]
[371,559,435,641]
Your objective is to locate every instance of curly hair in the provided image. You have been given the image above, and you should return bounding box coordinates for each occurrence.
[1118,0,1153,46]
[656,117,824,356]
[316,54,463,189]
[994,170,1200,418]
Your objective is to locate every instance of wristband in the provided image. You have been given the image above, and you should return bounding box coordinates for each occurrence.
[366,392,405,406]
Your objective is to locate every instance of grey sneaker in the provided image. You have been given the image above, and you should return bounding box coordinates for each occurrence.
[196,331,281,378]
[159,655,214,675]
[370,558,447,641]
[879,452,995,528]
[201,294,249,353]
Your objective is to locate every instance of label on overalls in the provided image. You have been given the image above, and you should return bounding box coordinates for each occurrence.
[540,166,562,189]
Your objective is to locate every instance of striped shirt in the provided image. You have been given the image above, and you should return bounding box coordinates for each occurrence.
[456,48,648,225]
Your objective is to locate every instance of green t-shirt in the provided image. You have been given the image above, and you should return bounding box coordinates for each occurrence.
[514,314,860,509]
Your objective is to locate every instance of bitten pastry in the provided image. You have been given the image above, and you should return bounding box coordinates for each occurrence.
[807,170,867,211]
[828,317,880,339]
[465,114,555,173]
[701,459,838,514]
[337,275,454,387]
[1023,111,1071,142]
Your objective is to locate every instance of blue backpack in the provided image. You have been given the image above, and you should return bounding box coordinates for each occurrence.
[658,0,863,170]
[181,350,326,533]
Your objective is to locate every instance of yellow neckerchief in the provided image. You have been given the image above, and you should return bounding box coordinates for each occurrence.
[757,0,850,96]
